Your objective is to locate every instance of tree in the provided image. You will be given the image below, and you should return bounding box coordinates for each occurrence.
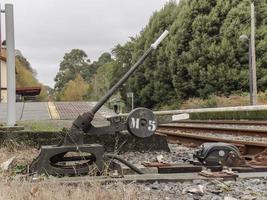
[53,0,267,108]
[16,56,38,87]
[111,0,267,109]
[59,74,90,101]
[16,55,49,101]
[81,52,113,82]
[88,61,116,100]
[54,49,90,93]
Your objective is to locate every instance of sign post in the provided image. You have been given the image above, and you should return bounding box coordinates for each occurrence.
[127,92,134,111]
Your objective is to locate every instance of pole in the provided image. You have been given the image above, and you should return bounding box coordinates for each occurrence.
[90,30,169,114]
[5,4,16,126]
[72,30,169,132]
[0,4,2,102]
[131,92,134,110]
[248,38,253,105]
[250,1,257,105]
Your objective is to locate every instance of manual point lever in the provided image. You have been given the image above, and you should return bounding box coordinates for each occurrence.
[30,30,169,176]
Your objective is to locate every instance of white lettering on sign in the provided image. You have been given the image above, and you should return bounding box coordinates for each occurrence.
[148,120,156,131]
[130,118,156,132]
[130,117,140,129]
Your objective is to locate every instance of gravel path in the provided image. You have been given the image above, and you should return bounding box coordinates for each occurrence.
[1,143,267,199]
[1,178,266,200]
[128,178,267,200]
[119,144,195,165]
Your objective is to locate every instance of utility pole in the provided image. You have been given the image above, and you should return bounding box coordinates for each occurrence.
[5,4,16,126]
[248,38,253,105]
[0,4,2,103]
[250,1,257,105]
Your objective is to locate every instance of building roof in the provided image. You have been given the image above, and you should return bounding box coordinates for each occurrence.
[16,86,42,96]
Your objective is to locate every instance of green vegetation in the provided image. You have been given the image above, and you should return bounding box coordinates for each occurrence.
[17,120,69,131]
[54,49,113,100]
[190,110,267,120]
[16,55,49,101]
[59,74,90,101]
[53,0,267,110]
[181,91,267,109]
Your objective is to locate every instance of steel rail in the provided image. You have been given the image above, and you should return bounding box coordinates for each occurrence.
[156,129,267,155]
[174,120,267,126]
[158,124,267,137]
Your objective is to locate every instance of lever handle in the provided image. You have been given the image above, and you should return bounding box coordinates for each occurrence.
[151,30,169,49]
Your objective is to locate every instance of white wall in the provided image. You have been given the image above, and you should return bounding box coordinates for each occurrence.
[1,90,7,102]
[0,60,7,102]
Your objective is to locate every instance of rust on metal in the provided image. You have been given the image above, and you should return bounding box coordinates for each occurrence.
[158,124,267,137]
[199,170,238,179]
[154,164,267,174]
[248,149,267,166]
[157,129,267,155]
[175,120,267,126]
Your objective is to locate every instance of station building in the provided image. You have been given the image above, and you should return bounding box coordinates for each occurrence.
[0,46,41,103]
[0,48,7,102]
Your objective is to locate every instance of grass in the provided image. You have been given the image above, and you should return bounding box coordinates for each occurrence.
[181,92,267,109]
[190,109,267,120]
[0,181,143,200]
[178,92,267,120]
[16,120,72,131]
[0,144,158,200]
[0,144,38,175]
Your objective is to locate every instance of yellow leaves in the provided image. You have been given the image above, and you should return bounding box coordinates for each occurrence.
[15,57,49,101]
[59,74,90,101]
[36,84,49,101]
[15,58,38,88]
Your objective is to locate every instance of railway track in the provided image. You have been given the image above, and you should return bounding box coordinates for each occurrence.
[158,123,267,137]
[157,121,267,158]
[157,129,267,155]
[156,125,267,171]
[174,120,267,126]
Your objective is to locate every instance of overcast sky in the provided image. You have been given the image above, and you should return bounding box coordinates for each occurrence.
[1,0,172,87]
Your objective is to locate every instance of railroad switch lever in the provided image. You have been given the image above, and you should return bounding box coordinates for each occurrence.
[30,31,169,176]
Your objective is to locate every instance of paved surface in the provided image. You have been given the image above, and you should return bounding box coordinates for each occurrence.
[0,102,115,122]
[0,103,24,121]
[54,102,94,120]
[21,102,50,120]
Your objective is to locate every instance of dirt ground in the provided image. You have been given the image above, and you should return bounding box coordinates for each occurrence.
[1,145,267,200]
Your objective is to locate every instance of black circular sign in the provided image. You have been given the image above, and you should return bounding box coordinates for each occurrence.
[126,107,157,138]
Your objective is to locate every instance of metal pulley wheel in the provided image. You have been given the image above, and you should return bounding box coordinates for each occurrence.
[194,143,245,167]
[126,107,157,138]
